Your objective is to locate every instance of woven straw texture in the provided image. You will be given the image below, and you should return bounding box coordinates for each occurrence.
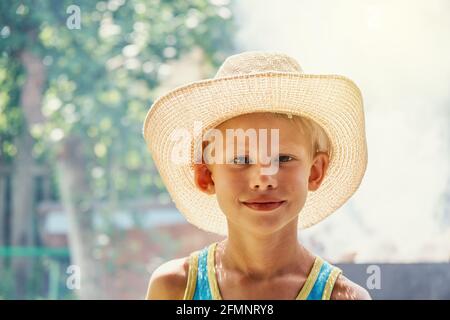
[143,51,368,236]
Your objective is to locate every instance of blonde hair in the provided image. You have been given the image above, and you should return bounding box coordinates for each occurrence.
[263,112,331,160]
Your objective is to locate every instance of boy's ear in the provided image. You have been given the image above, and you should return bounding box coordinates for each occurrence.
[194,163,215,195]
[308,152,330,192]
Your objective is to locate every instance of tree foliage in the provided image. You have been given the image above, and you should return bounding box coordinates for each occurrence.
[0,0,236,201]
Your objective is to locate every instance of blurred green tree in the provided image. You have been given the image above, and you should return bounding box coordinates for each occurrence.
[0,0,235,299]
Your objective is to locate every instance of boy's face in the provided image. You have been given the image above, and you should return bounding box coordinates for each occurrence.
[194,112,329,236]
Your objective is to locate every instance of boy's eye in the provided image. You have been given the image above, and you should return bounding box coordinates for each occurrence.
[278,155,293,162]
[232,155,293,165]
[233,155,251,165]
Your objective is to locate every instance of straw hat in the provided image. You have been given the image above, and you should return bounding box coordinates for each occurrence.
[142,51,368,236]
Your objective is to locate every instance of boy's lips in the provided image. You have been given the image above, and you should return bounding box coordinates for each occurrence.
[241,200,287,211]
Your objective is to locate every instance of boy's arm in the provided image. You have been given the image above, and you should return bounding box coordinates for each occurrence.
[331,274,372,300]
[145,258,189,300]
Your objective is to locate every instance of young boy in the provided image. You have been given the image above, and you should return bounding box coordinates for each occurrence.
[143,51,371,300]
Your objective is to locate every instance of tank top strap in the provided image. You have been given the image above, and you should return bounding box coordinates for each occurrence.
[206,242,222,299]
[306,258,343,300]
[295,256,325,299]
[183,243,217,300]
[182,250,200,300]
[322,265,343,300]
[194,245,212,299]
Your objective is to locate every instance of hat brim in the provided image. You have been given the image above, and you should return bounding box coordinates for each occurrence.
[143,72,368,235]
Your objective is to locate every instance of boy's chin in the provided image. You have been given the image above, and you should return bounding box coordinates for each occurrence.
[231,213,299,236]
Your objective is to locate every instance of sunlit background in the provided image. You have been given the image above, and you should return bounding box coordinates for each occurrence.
[0,0,449,299]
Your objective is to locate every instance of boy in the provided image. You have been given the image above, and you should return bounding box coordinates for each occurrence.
[143,51,371,300]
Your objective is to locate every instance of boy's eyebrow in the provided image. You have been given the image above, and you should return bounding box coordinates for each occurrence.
[223,145,306,157]
[221,139,302,148]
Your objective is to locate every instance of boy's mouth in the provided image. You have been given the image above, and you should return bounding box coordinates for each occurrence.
[242,200,286,211]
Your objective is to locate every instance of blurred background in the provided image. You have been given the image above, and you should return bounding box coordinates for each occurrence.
[0,0,448,299]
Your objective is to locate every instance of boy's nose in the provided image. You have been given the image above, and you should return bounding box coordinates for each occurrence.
[248,165,278,191]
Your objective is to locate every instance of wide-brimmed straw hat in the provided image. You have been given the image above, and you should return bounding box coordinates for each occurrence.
[142,51,368,236]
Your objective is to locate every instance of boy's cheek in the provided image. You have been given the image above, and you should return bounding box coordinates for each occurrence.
[279,167,309,184]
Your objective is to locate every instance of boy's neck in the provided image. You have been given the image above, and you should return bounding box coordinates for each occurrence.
[216,224,314,280]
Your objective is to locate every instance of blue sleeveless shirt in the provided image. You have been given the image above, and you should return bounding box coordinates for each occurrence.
[183,242,342,300]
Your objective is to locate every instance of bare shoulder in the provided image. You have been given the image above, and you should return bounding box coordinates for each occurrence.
[145,256,190,300]
[331,273,372,300]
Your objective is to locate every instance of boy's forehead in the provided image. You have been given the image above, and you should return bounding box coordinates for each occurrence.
[215,113,304,141]
[211,113,311,154]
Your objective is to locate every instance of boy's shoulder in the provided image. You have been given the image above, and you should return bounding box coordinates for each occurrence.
[145,255,190,300]
[331,273,372,300]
